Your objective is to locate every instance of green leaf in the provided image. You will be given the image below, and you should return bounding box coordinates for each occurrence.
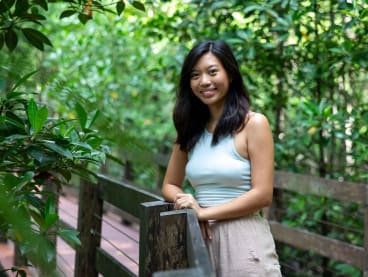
[57,169,72,181]
[37,106,48,131]
[30,209,44,227]
[27,99,38,133]
[21,28,52,51]
[27,99,48,135]
[45,196,56,215]
[75,102,87,129]
[44,213,58,230]
[11,71,38,91]
[5,28,18,52]
[59,9,77,19]
[14,0,29,16]
[87,110,99,129]
[132,0,145,12]
[72,141,93,151]
[42,142,73,160]
[15,172,35,192]
[116,1,125,16]
[58,229,81,247]
[78,12,92,24]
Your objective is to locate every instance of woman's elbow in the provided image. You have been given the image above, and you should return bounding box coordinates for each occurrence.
[255,188,273,208]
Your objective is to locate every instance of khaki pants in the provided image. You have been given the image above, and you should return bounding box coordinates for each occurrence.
[206,214,282,277]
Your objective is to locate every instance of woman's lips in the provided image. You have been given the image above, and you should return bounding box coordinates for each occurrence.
[201,89,216,97]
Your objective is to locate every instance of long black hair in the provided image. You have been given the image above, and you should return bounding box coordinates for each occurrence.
[174,40,251,152]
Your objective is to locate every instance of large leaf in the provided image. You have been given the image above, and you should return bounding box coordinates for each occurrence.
[5,28,18,52]
[42,142,73,160]
[21,28,52,51]
[131,1,145,12]
[116,1,125,15]
[58,229,81,247]
[59,9,77,19]
[27,99,48,136]
[75,102,87,129]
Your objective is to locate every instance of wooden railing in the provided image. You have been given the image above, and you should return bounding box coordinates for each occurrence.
[268,172,367,275]
[55,170,367,277]
[2,163,366,276]
[58,174,214,277]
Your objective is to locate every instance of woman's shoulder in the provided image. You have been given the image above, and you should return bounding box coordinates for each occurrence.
[244,111,270,128]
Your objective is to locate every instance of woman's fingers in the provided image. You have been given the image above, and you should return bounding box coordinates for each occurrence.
[174,193,194,209]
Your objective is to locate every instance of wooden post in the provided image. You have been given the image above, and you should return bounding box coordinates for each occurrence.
[139,201,171,277]
[157,210,188,271]
[74,179,103,277]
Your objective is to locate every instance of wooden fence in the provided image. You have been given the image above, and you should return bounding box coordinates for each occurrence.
[1,163,366,276]
[269,171,367,275]
[59,175,214,277]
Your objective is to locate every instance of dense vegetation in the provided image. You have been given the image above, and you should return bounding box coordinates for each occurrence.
[1,0,367,276]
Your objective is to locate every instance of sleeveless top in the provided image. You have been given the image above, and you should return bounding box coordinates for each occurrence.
[185,130,251,207]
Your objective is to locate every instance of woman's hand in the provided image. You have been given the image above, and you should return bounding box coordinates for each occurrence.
[174,193,206,219]
[174,193,212,240]
[174,193,201,211]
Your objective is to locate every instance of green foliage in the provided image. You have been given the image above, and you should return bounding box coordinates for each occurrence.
[0,72,108,273]
[0,0,146,51]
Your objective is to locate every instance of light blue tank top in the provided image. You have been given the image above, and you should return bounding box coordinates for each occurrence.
[185,130,251,207]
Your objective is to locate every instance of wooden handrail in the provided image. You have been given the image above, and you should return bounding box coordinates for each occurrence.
[56,168,367,276]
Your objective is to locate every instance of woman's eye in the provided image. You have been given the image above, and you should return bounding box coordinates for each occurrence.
[190,72,199,79]
[209,69,218,75]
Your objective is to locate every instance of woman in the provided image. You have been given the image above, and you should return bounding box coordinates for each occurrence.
[162,40,281,277]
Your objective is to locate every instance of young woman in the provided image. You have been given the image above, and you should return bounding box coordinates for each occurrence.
[162,40,281,277]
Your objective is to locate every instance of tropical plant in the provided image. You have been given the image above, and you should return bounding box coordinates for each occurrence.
[0,71,108,275]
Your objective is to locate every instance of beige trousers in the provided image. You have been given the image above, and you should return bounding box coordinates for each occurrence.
[206,214,282,277]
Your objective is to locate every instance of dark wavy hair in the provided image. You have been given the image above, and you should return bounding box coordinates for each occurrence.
[174,40,251,152]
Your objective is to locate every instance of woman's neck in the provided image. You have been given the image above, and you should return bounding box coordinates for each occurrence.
[207,106,224,132]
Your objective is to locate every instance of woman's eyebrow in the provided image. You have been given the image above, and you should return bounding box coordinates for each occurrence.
[192,64,218,71]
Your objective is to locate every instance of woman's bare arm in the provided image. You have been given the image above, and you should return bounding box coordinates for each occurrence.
[161,143,188,202]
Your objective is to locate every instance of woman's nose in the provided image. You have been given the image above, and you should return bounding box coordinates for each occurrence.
[200,74,211,86]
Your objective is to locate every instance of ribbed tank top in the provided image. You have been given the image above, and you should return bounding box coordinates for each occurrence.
[185,130,251,207]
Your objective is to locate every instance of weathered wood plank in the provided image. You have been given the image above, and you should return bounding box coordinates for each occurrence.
[96,248,136,277]
[139,201,171,277]
[270,221,364,269]
[185,210,214,276]
[274,171,365,204]
[98,175,162,219]
[158,210,188,271]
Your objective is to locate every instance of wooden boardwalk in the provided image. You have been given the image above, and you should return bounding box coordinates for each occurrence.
[0,194,140,277]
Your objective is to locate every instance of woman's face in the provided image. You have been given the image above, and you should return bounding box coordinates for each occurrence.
[190,52,231,110]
